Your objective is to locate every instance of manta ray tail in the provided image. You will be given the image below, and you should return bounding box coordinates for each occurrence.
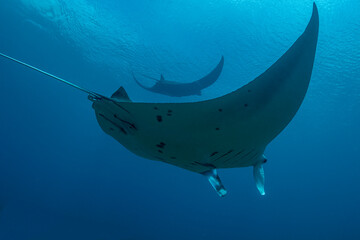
[0,52,102,99]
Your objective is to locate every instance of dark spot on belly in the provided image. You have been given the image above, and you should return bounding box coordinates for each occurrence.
[154,107,158,110]
[170,157,176,160]
[156,142,166,149]
[109,128,114,131]
[156,115,163,122]
[248,89,252,93]
[210,152,218,157]
[98,113,127,135]
[158,150,163,154]
[218,109,223,112]
[234,150,244,157]
[213,150,234,161]
[215,128,220,131]
[113,114,137,130]
[244,104,248,107]
[223,150,247,163]
[119,127,127,135]
[113,103,130,114]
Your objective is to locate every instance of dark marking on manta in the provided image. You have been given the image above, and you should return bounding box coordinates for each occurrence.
[210,152,218,157]
[233,150,245,158]
[113,114,137,130]
[241,149,255,159]
[194,161,217,169]
[223,150,245,163]
[113,102,131,114]
[215,128,220,131]
[244,104,248,107]
[213,150,234,162]
[156,142,166,149]
[99,113,127,135]
[156,115,163,122]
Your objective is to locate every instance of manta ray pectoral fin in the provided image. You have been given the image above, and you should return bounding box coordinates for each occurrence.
[132,72,156,90]
[202,169,227,197]
[193,55,224,89]
[253,157,266,196]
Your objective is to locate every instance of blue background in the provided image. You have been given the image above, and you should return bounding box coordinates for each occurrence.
[0,0,359,239]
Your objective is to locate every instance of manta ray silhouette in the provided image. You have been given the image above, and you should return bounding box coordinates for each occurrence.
[133,56,224,97]
[0,3,319,197]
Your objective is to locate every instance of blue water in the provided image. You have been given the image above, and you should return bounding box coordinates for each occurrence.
[0,0,359,239]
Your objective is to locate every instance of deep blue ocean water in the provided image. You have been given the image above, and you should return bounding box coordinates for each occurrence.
[0,0,359,239]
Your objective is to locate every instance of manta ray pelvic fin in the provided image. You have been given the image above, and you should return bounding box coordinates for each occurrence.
[253,156,267,196]
[202,169,227,197]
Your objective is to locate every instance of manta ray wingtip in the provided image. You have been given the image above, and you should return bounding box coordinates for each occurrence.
[311,2,319,23]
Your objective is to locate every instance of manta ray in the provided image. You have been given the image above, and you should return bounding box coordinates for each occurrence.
[133,56,224,97]
[0,3,318,197]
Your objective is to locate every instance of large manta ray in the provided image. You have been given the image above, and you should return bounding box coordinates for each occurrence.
[0,3,319,197]
[133,56,224,97]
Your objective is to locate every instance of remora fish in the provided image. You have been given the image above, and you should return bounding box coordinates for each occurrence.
[0,3,319,197]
